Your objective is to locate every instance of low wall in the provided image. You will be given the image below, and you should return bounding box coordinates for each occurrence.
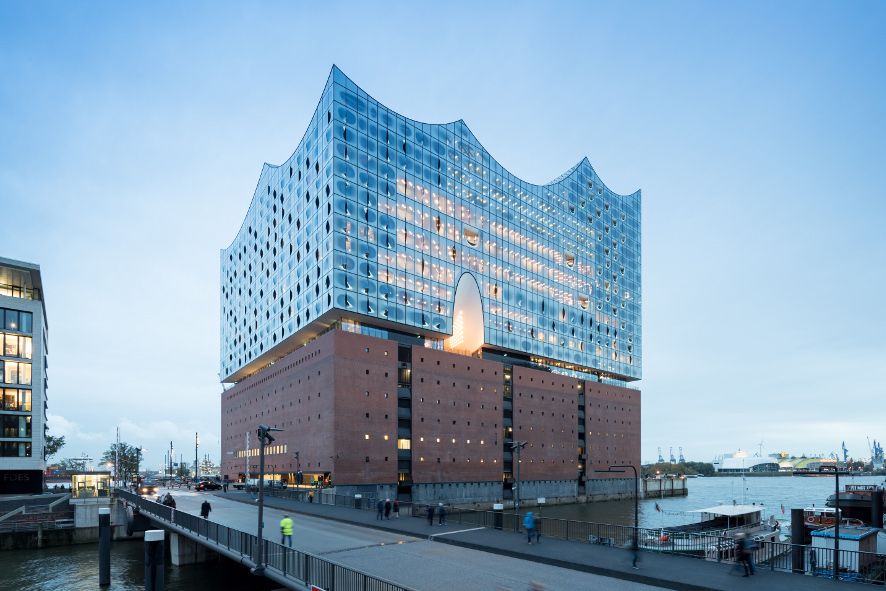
[0,524,133,550]
[641,477,688,498]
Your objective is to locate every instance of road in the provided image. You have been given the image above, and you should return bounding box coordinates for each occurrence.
[160,487,666,591]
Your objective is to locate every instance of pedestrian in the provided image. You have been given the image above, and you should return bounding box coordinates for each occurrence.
[384,498,392,519]
[200,499,212,519]
[393,499,400,518]
[735,533,755,577]
[377,499,384,520]
[222,478,228,493]
[280,514,293,547]
[438,503,447,525]
[427,504,435,526]
[308,490,314,503]
[523,511,539,544]
[162,493,176,509]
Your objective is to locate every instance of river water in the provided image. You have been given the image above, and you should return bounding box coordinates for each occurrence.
[0,540,276,591]
[540,475,886,528]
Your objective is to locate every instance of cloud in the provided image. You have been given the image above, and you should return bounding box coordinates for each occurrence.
[46,412,106,442]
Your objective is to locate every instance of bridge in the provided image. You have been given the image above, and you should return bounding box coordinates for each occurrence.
[117,487,856,590]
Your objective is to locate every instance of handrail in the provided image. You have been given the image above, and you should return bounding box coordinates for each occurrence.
[117,488,415,591]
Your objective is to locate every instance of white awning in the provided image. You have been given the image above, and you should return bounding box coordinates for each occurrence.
[688,505,763,517]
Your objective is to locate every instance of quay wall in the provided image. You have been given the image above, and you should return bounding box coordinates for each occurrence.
[0,524,134,550]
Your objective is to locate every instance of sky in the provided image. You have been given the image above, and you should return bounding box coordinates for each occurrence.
[1,1,884,470]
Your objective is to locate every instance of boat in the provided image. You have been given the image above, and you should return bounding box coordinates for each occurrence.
[639,504,780,557]
[826,484,885,510]
[782,507,865,540]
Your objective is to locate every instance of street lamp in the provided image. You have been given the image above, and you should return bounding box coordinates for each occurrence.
[596,464,639,569]
[820,465,850,581]
[510,441,528,516]
[252,424,283,577]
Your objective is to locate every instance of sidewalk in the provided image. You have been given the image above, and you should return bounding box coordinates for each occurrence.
[216,492,847,591]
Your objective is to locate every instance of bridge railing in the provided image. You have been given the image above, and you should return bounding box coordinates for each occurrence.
[117,488,415,591]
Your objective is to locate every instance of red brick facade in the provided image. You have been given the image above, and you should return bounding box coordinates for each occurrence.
[585,382,641,476]
[512,367,581,481]
[221,329,640,492]
[410,349,502,483]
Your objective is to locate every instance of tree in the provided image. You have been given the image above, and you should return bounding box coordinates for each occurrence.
[44,429,65,460]
[101,442,140,483]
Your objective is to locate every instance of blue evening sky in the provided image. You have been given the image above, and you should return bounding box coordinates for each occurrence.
[1,1,884,469]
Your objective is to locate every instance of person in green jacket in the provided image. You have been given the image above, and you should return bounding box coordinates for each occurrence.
[280,514,293,547]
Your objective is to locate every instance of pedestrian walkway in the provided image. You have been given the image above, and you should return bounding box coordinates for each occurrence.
[217,492,847,591]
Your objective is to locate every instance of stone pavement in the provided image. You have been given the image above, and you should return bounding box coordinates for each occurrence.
[217,491,848,591]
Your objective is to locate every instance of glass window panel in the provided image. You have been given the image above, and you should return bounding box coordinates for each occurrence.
[4,334,18,357]
[3,388,15,410]
[20,389,31,412]
[20,336,31,359]
[19,363,30,385]
[20,312,32,333]
[4,361,17,384]
[4,310,18,331]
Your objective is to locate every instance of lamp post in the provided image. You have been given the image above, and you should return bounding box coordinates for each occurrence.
[252,424,283,576]
[510,441,528,517]
[135,447,143,489]
[596,464,639,568]
[823,465,850,581]
[194,433,199,482]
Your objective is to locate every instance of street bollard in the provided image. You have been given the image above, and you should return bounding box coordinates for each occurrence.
[144,530,165,591]
[99,507,111,586]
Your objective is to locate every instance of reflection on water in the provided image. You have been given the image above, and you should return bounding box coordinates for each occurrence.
[538,475,885,528]
[0,539,277,591]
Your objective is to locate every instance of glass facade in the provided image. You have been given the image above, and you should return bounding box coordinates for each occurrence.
[221,66,641,383]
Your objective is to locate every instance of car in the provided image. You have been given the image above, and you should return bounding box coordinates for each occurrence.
[139,481,158,496]
[195,480,221,491]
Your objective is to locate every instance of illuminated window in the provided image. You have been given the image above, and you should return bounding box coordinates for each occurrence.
[397,438,411,450]
[364,434,370,440]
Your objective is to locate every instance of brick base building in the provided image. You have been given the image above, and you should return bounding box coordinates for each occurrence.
[221,329,640,503]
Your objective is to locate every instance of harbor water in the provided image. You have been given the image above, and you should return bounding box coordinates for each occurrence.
[0,539,277,591]
[540,475,886,528]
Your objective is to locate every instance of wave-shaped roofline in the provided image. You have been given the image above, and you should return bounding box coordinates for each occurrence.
[223,65,639,253]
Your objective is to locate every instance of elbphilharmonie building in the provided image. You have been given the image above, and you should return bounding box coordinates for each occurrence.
[221,67,641,503]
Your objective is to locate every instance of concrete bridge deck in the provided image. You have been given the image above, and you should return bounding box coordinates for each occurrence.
[205,489,849,591]
[149,487,658,591]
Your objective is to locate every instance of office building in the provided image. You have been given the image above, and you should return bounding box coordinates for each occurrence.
[0,258,47,494]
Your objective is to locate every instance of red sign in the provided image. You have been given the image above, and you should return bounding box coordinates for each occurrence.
[310,586,326,591]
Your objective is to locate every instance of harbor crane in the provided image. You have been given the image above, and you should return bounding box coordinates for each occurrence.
[657,447,664,463]
[842,441,849,463]
[669,447,676,463]
[678,447,685,463]
[869,437,884,470]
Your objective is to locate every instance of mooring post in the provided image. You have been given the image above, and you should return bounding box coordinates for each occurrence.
[99,507,111,586]
[144,530,165,591]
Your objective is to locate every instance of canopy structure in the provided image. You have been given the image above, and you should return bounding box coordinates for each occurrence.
[689,505,763,517]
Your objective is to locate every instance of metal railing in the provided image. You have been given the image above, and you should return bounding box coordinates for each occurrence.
[117,489,415,591]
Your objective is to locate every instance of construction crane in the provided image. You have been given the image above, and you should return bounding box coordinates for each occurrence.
[669,447,676,463]
[869,437,885,470]
[657,447,664,463]
[757,441,764,457]
[678,447,685,463]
